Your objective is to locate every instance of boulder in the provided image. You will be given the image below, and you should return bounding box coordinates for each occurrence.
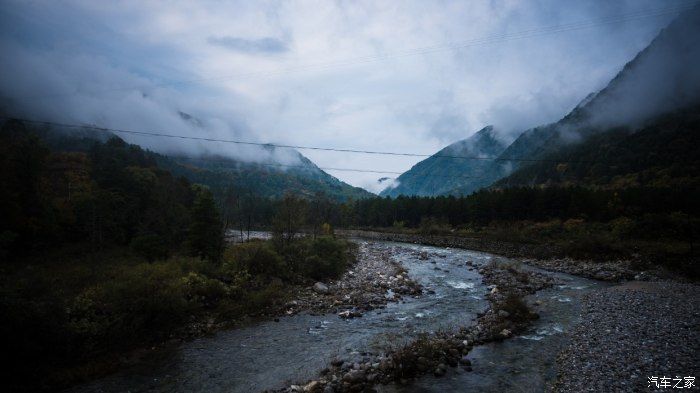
[342,369,365,384]
[313,282,330,294]
[304,380,322,393]
[433,364,447,377]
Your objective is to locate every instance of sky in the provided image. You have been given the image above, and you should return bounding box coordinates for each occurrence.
[0,0,691,193]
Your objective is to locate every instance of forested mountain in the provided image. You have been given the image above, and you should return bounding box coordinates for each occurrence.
[494,106,700,189]
[380,126,507,197]
[477,5,700,191]
[159,149,372,201]
[389,6,700,197]
[0,119,219,260]
[4,119,372,202]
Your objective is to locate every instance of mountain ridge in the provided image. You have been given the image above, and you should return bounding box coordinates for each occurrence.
[380,126,507,197]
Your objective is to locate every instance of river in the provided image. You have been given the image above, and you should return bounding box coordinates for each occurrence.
[68,240,604,393]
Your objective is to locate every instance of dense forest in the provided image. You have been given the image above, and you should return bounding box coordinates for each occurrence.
[0,121,354,392]
[494,106,700,189]
[0,119,222,262]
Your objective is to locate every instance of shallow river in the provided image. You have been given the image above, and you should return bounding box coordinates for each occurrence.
[69,240,604,393]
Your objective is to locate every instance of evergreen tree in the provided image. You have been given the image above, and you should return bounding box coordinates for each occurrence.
[188,185,224,262]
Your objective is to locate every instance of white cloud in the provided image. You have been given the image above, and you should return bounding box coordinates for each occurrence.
[0,0,680,189]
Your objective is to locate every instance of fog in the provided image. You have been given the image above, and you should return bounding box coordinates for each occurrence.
[0,0,690,190]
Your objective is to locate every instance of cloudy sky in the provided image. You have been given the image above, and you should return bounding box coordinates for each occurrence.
[0,0,690,192]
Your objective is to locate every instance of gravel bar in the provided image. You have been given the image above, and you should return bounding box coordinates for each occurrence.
[553,281,700,392]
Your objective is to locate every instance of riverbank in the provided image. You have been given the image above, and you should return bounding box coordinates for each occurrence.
[277,242,423,318]
[279,252,559,392]
[338,229,674,282]
[552,281,700,392]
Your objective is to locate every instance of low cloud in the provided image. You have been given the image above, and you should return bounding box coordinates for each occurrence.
[207,36,288,55]
[0,0,683,190]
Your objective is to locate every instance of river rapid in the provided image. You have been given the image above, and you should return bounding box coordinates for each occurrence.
[69,240,604,393]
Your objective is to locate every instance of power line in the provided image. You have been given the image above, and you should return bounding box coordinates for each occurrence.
[18,1,697,101]
[171,156,484,180]
[1,116,607,165]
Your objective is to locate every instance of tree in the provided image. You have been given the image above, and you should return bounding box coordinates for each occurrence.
[188,185,224,262]
[273,193,307,245]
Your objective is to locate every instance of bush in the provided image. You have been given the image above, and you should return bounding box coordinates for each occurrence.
[180,272,229,308]
[494,293,537,324]
[69,262,192,348]
[276,236,355,281]
[130,233,170,262]
[223,241,287,279]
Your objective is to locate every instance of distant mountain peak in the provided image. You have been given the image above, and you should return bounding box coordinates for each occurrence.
[380,126,507,197]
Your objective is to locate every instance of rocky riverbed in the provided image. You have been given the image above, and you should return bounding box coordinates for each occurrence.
[282,242,423,318]
[552,281,700,392]
[278,256,560,392]
[339,230,680,282]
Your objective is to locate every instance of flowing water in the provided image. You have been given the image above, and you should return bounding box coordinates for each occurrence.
[68,240,604,393]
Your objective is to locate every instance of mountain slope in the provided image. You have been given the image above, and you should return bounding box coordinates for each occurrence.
[159,149,372,201]
[4,119,372,201]
[493,105,700,190]
[380,126,507,197]
[448,6,700,195]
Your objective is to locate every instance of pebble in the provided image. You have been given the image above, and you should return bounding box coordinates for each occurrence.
[553,281,700,392]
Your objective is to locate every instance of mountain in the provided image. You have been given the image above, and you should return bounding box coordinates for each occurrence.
[493,105,700,190]
[4,119,372,202]
[380,126,507,197]
[446,6,700,195]
[159,148,373,201]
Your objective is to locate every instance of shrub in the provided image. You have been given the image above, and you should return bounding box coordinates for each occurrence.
[223,242,287,279]
[180,272,229,308]
[68,262,192,349]
[130,233,170,262]
[494,293,537,324]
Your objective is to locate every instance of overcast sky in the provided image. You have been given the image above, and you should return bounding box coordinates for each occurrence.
[0,0,688,192]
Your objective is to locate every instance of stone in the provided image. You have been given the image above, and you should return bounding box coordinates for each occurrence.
[331,359,344,367]
[499,329,512,338]
[342,370,365,384]
[497,310,510,318]
[313,282,330,294]
[459,356,472,366]
[304,380,322,393]
[338,310,362,319]
[433,364,447,377]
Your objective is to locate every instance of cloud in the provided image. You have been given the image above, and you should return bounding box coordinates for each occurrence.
[207,36,288,55]
[0,0,682,191]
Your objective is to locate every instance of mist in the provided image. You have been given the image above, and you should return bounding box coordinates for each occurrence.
[581,5,700,131]
[0,0,688,189]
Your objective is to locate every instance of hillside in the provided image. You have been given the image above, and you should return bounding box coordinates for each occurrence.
[380,126,507,197]
[494,106,700,189]
[159,151,373,201]
[4,119,372,202]
[446,6,700,195]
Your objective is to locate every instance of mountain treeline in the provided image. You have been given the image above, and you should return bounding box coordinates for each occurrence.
[0,119,223,262]
[0,120,355,392]
[342,186,700,230]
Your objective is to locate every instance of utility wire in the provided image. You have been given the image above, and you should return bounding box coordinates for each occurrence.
[168,156,484,180]
[17,2,698,101]
[0,116,609,165]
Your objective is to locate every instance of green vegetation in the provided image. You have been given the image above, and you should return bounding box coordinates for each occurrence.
[337,186,698,276]
[0,121,355,392]
[1,234,354,392]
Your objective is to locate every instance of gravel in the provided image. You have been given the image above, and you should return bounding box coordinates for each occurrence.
[283,242,423,317]
[553,281,700,392]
